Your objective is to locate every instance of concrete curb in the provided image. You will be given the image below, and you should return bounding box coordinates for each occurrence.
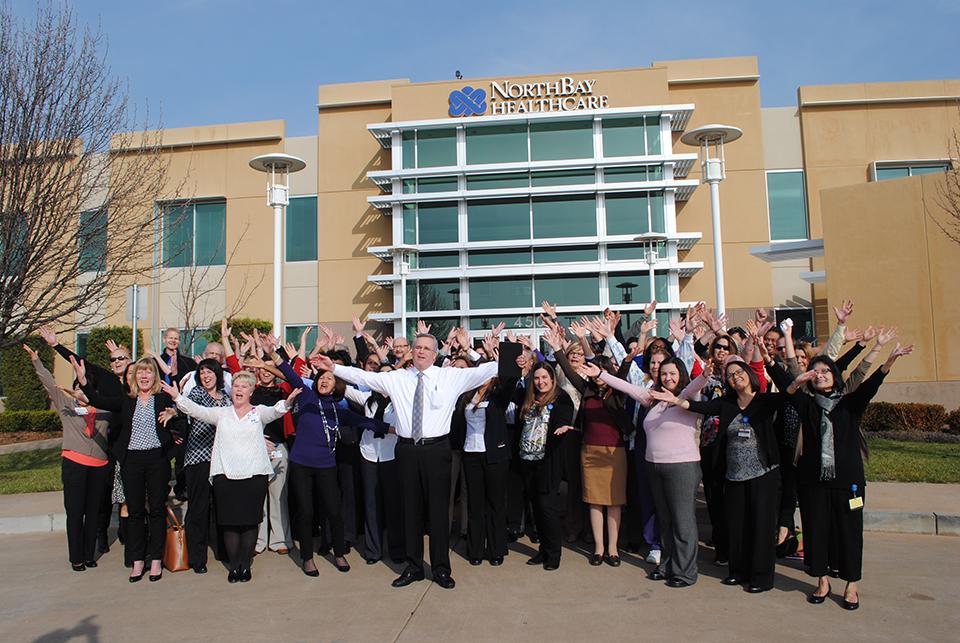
[0,437,61,455]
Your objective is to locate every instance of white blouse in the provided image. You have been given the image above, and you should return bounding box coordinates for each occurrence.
[343,387,398,463]
[176,396,288,482]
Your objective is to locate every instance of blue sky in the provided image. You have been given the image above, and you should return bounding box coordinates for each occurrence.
[13,0,960,135]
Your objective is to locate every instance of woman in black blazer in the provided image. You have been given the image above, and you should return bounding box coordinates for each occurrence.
[452,372,520,566]
[516,363,575,571]
[74,356,181,583]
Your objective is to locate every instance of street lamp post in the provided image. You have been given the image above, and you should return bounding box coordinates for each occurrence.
[248,153,306,336]
[633,232,668,307]
[680,124,742,316]
[615,282,638,305]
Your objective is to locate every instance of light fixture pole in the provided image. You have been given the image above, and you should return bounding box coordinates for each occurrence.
[633,232,668,307]
[680,124,742,316]
[249,153,306,336]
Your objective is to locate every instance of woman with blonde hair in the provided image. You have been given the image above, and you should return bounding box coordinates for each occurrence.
[74,356,182,583]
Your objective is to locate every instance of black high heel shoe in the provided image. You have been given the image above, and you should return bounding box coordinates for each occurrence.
[807,582,831,604]
[589,553,603,566]
[302,560,319,577]
[71,563,86,572]
[129,564,145,583]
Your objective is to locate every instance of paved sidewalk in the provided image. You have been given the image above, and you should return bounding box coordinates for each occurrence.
[0,530,957,642]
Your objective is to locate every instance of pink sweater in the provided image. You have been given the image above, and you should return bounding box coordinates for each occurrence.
[599,372,706,464]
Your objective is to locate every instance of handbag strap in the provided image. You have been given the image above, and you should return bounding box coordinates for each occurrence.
[165,504,183,529]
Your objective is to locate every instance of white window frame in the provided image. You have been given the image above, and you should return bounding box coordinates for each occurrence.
[764,169,809,243]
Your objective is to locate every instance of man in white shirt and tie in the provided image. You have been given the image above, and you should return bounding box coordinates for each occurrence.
[313,332,498,589]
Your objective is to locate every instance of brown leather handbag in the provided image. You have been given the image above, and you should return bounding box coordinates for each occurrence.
[163,505,189,572]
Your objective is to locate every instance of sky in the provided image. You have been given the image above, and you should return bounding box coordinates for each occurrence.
[11,0,960,135]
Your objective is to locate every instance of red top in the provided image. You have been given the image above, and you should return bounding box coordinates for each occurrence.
[581,397,624,448]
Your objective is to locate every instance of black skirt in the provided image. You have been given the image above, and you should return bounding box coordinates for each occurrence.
[212,474,268,526]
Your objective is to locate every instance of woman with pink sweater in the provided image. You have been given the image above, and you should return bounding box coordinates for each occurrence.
[579,357,711,588]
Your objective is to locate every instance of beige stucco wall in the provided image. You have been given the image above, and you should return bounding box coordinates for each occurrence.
[821,173,960,403]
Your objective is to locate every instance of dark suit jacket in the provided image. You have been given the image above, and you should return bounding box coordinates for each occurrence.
[80,384,181,463]
[523,391,576,494]
[451,376,520,464]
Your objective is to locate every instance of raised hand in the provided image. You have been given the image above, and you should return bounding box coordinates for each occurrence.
[417,319,431,335]
[668,318,685,342]
[312,353,335,372]
[481,332,499,358]
[331,333,345,347]
[491,322,506,338]
[539,313,558,330]
[685,304,699,332]
[351,316,364,335]
[69,356,87,386]
[862,326,879,342]
[38,325,58,347]
[553,425,574,436]
[578,362,602,379]
[644,299,657,317]
[843,327,864,343]
[542,326,563,352]
[220,318,231,342]
[757,320,775,339]
[541,300,558,318]
[889,342,913,359]
[640,318,658,337]
[244,356,267,369]
[648,388,680,405]
[22,344,38,361]
[794,370,818,386]
[283,342,299,359]
[299,363,313,379]
[105,338,120,353]
[145,349,172,375]
[517,334,534,350]
[876,326,898,346]
[589,316,612,340]
[298,327,312,354]
[383,336,395,351]
[755,308,769,324]
[455,327,471,350]
[569,319,587,340]
[157,407,178,427]
[159,379,180,401]
[834,299,854,325]
[285,387,302,406]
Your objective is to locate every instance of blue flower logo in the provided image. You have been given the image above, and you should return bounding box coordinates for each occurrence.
[448,86,487,117]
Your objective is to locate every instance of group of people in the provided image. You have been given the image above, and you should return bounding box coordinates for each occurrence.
[29,297,910,610]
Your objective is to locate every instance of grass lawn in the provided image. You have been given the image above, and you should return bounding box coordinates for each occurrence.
[0,448,62,494]
[865,437,960,484]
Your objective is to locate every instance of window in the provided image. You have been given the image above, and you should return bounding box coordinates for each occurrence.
[162,201,226,267]
[607,242,665,261]
[766,171,808,241]
[531,169,595,187]
[874,162,949,181]
[535,275,599,306]
[605,192,665,235]
[466,124,528,165]
[417,252,459,269]
[418,279,460,311]
[284,324,318,346]
[76,332,89,359]
[468,198,530,242]
[604,165,663,183]
[417,202,459,244]
[608,272,668,304]
[466,173,529,191]
[178,328,208,358]
[78,209,107,273]
[533,246,598,263]
[530,120,593,161]
[286,196,317,262]
[416,129,457,167]
[468,249,531,266]
[469,277,532,309]
[533,195,596,239]
[775,308,814,339]
[403,204,416,245]
[602,116,661,157]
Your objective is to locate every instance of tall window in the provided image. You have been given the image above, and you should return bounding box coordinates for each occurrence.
[402,129,457,168]
[766,171,808,241]
[76,331,89,359]
[162,201,226,267]
[286,196,317,262]
[78,209,107,273]
[284,324,318,346]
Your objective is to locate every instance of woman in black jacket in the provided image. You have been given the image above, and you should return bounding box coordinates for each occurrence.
[652,357,784,593]
[516,363,575,571]
[452,372,520,566]
[73,356,181,583]
[768,340,911,610]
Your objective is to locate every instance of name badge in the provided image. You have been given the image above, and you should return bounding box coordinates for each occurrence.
[737,426,751,439]
[849,496,864,511]
[477,401,489,409]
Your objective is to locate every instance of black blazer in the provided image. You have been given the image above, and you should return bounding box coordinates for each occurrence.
[687,393,784,479]
[522,391,576,495]
[80,384,181,462]
[451,376,520,465]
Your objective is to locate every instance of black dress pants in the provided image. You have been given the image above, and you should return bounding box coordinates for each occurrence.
[184,461,212,567]
[522,464,563,566]
[700,446,728,560]
[797,484,865,582]
[121,448,170,562]
[289,462,346,560]
[61,458,111,564]
[395,438,452,576]
[462,451,509,560]
[725,468,780,589]
[778,444,798,531]
[336,442,362,545]
[360,458,404,561]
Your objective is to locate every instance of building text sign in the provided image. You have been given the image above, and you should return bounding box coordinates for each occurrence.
[448,77,609,117]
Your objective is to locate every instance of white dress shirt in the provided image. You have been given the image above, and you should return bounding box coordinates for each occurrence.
[332,361,498,440]
[343,386,398,462]
[175,396,288,482]
[463,402,487,453]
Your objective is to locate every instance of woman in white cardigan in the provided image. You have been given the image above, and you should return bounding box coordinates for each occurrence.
[160,372,300,584]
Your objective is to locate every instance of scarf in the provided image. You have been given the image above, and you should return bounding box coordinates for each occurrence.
[813,393,841,481]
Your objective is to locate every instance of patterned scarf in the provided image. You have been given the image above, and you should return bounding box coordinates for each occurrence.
[813,393,841,481]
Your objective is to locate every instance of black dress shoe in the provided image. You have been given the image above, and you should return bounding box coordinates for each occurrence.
[648,570,666,581]
[528,533,540,544]
[842,597,860,611]
[721,576,741,586]
[71,563,86,572]
[334,557,351,573]
[228,569,240,583]
[469,557,483,566]
[506,531,521,543]
[239,567,252,582]
[302,561,320,577]
[746,585,770,593]
[84,560,97,568]
[589,553,603,566]
[527,553,545,566]
[807,583,831,604]
[604,555,621,567]
[149,571,162,582]
[365,557,379,565]
[193,564,207,574]
[489,556,504,566]
[666,578,691,588]
[543,561,559,571]
[392,568,425,587]
[433,572,456,590]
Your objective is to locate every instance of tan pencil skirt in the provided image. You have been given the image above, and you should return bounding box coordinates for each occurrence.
[581,444,627,506]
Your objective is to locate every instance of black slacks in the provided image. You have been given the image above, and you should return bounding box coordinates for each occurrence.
[462,451,509,560]
[360,458,404,562]
[725,468,780,589]
[289,462,346,559]
[778,444,798,530]
[521,464,564,566]
[184,461,212,567]
[336,442,362,545]
[700,446,728,560]
[798,484,865,582]
[395,439,452,575]
[61,458,111,564]
[121,448,170,562]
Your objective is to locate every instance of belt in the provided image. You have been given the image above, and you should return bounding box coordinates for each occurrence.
[397,435,449,446]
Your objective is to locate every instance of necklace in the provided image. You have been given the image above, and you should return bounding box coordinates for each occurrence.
[318,397,340,453]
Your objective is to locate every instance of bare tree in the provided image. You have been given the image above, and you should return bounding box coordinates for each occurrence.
[931,123,960,245]
[0,3,176,348]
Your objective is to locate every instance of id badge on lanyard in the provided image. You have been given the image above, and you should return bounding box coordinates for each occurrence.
[737,416,752,439]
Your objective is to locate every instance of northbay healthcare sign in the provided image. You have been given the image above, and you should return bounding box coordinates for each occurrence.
[448,77,609,117]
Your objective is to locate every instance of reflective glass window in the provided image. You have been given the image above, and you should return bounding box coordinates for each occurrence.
[608,272,668,304]
[286,196,317,262]
[418,202,458,244]
[602,117,646,157]
[419,279,460,311]
[532,195,596,238]
[533,246,598,263]
[766,171,808,241]
[417,176,458,193]
[78,209,107,273]
[469,277,532,309]
[466,173,529,191]
[418,252,459,269]
[417,129,457,167]
[468,249,531,266]
[468,198,530,242]
[530,169,595,187]
[605,193,649,236]
[535,275,599,306]
[530,120,593,161]
[466,124,528,164]
[402,204,416,245]
[604,166,646,183]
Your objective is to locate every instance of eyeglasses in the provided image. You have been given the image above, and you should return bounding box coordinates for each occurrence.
[714,344,730,351]
[812,368,832,376]
[726,370,747,381]
[109,355,129,363]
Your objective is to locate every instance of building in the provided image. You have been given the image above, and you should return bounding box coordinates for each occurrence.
[56,56,960,402]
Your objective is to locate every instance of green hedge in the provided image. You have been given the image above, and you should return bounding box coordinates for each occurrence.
[0,410,61,433]
[863,402,949,433]
[86,326,143,370]
[0,337,55,411]
[946,409,960,435]
[202,317,273,343]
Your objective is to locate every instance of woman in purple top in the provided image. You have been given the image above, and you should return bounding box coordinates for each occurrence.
[263,339,388,577]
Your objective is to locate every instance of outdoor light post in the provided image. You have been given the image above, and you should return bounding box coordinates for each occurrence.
[680,124,742,316]
[248,153,306,335]
[634,232,668,307]
[616,282,638,305]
